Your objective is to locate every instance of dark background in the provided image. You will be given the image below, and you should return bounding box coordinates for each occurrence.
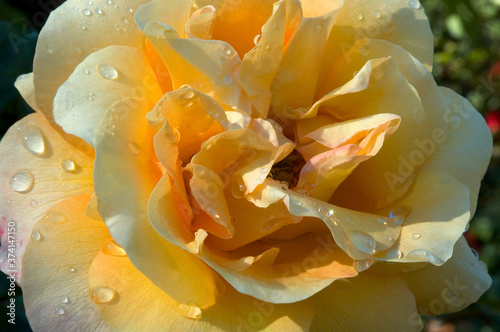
[0,0,499,331]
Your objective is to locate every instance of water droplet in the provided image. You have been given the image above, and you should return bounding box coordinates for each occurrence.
[385,235,394,242]
[349,230,376,254]
[176,303,202,320]
[412,233,422,240]
[409,0,421,9]
[373,11,381,18]
[327,210,334,217]
[56,306,65,315]
[98,63,118,80]
[223,48,232,56]
[81,25,87,30]
[60,295,69,303]
[62,159,76,172]
[121,17,129,24]
[394,217,404,226]
[102,239,126,256]
[45,211,67,224]
[223,74,232,85]
[207,207,220,219]
[82,68,90,75]
[9,171,34,193]
[126,6,133,12]
[90,286,117,304]
[253,34,261,45]
[470,248,479,259]
[406,249,442,265]
[179,84,192,89]
[353,259,373,272]
[17,126,45,156]
[95,7,103,15]
[355,12,364,21]
[386,248,403,259]
[30,200,38,208]
[68,267,76,272]
[181,89,195,99]
[377,218,387,225]
[83,8,92,16]
[87,0,93,5]
[390,205,412,218]
[128,142,141,154]
[31,229,41,241]
[107,0,113,5]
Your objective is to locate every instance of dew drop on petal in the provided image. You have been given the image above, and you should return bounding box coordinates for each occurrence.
[176,303,202,320]
[390,205,412,218]
[349,230,376,254]
[353,259,373,272]
[31,229,41,241]
[30,200,38,208]
[327,210,334,217]
[386,248,403,259]
[102,239,126,257]
[385,235,393,242]
[378,218,387,225]
[207,207,220,219]
[83,8,92,16]
[253,34,261,45]
[82,68,90,75]
[45,211,68,224]
[81,25,87,30]
[412,233,422,240]
[355,12,364,21]
[373,11,381,18]
[97,63,118,80]
[9,171,34,193]
[409,0,421,9]
[90,286,117,304]
[470,248,479,259]
[56,306,65,315]
[17,126,46,156]
[68,267,76,273]
[95,7,103,15]
[62,159,76,172]
[128,142,141,154]
[126,6,133,12]
[60,295,69,304]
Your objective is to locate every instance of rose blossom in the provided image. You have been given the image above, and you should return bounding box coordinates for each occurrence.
[0,0,493,331]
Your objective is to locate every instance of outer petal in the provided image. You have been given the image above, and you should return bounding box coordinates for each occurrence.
[88,243,316,331]
[33,0,149,120]
[401,236,492,316]
[93,97,223,308]
[14,73,37,111]
[53,45,162,145]
[21,196,109,332]
[422,87,493,215]
[373,170,470,265]
[311,274,423,331]
[0,114,94,282]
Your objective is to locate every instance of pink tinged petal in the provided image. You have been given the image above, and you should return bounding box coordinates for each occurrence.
[33,0,149,121]
[401,236,492,316]
[239,0,302,117]
[186,5,217,39]
[21,196,109,332]
[53,45,162,145]
[93,97,222,308]
[311,274,423,331]
[0,114,93,282]
[248,180,403,261]
[374,170,470,265]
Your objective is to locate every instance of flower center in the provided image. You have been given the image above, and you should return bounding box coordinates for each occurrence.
[269,150,306,189]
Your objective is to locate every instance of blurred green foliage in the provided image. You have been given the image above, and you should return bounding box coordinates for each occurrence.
[0,0,499,331]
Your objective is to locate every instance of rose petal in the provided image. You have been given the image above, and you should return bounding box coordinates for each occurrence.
[0,114,93,282]
[311,274,422,331]
[21,196,109,332]
[14,73,37,111]
[186,5,217,39]
[53,45,162,145]
[93,97,223,308]
[33,0,149,121]
[401,236,492,315]
[88,244,316,331]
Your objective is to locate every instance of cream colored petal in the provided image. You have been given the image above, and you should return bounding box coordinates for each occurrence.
[0,114,94,283]
[374,170,470,265]
[321,0,433,88]
[186,5,216,39]
[88,244,316,331]
[135,2,251,112]
[402,236,491,315]
[422,87,493,215]
[14,73,37,111]
[271,6,340,113]
[53,45,162,145]
[93,97,222,308]
[311,274,422,331]
[33,0,148,121]
[21,196,109,332]
[300,0,343,17]
[239,0,302,117]
[248,179,403,262]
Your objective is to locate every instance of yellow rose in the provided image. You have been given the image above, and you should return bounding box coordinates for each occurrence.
[0,0,493,331]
